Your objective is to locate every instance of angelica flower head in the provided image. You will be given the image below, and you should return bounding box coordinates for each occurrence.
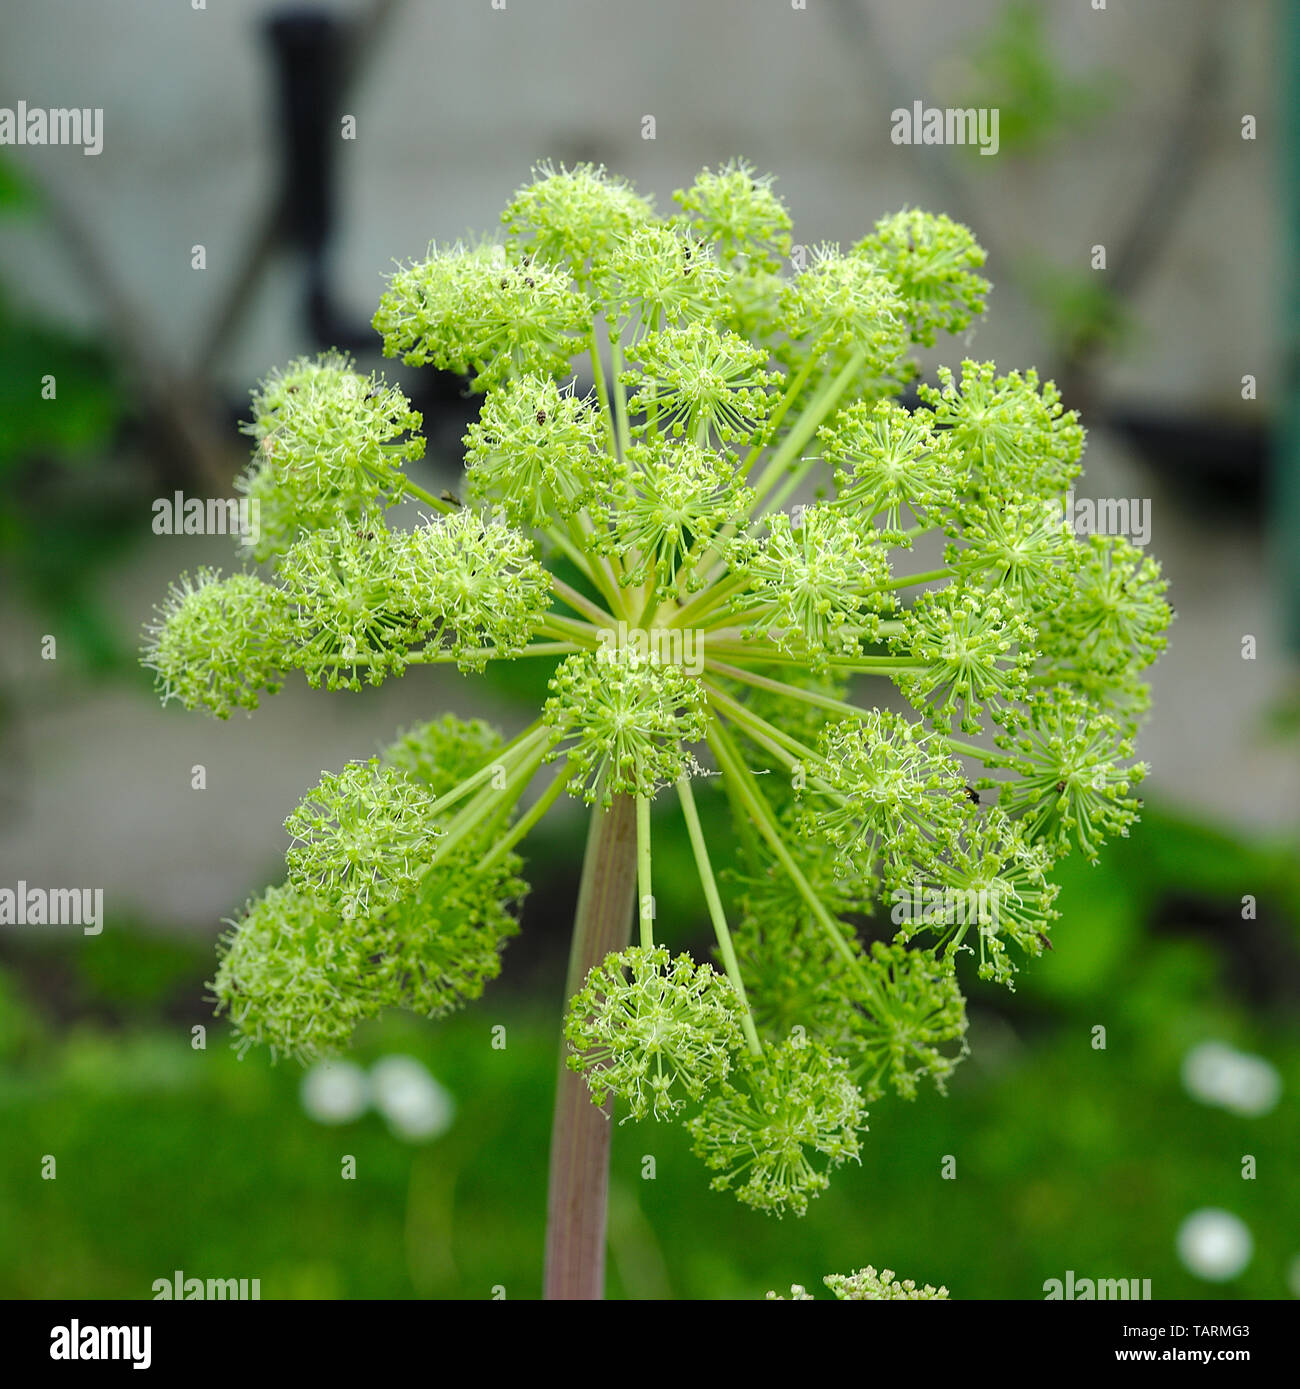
[733,505,895,665]
[821,397,961,535]
[463,374,616,528]
[141,568,290,719]
[898,807,1060,988]
[766,1265,951,1300]
[672,159,793,272]
[844,942,969,1101]
[604,439,754,596]
[598,220,727,332]
[823,1266,950,1300]
[804,708,967,884]
[544,647,708,805]
[855,206,990,346]
[236,352,424,561]
[688,1036,867,1217]
[284,758,443,920]
[918,358,1085,500]
[623,321,782,445]
[895,585,1036,733]
[564,945,746,1121]
[502,160,654,275]
[995,685,1148,862]
[144,161,1170,1234]
[374,239,590,389]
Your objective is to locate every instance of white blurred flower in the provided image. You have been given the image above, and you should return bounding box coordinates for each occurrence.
[369,1055,455,1142]
[299,1060,369,1125]
[1180,1041,1281,1117]
[1176,1209,1253,1282]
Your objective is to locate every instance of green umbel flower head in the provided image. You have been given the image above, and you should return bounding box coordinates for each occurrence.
[502,161,654,275]
[672,159,793,272]
[564,945,746,1121]
[1040,532,1173,676]
[374,240,591,389]
[995,685,1148,861]
[822,398,961,535]
[855,208,990,346]
[544,648,708,804]
[733,505,895,665]
[895,585,1036,733]
[803,709,967,885]
[604,439,754,596]
[688,1036,867,1217]
[141,568,290,718]
[146,162,1170,1231]
[918,358,1085,501]
[765,1265,951,1300]
[623,321,782,445]
[284,759,443,920]
[462,374,615,528]
[276,519,425,690]
[822,1266,950,1300]
[844,942,969,1101]
[598,220,727,331]
[211,883,372,1062]
[894,808,1060,987]
[236,352,424,561]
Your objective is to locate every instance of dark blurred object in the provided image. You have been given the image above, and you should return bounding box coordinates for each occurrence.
[261,5,476,458]
[265,9,371,351]
[1102,407,1269,516]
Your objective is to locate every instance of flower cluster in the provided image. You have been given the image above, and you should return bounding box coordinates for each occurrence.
[374,241,590,389]
[141,568,290,718]
[146,161,1171,1233]
[564,946,746,1121]
[687,1036,866,1217]
[236,351,425,561]
[543,648,708,804]
[211,718,526,1062]
[768,1265,950,1300]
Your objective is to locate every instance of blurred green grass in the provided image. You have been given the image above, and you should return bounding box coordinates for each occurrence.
[0,805,1296,1300]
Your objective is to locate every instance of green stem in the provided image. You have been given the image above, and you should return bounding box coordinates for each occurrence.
[704,658,885,721]
[703,681,831,784]
[476,762,576,872]
[706,661,999,770]
[349,642,577,667]
[548,533,626,619]
[421,721,547,822]
[636,586,665,630]
[588,323,619,462]
[430,733,554,867]
[665,570,748,629]
[374,466,457,516]
[694,346,869,589]
[881,567,953,591]
[675,776,762,1056]
[741,351,817,476]
[751,452,818,528]
[699,640,916,672]
[707,719,881,1005]
[609,331,633,458]
[542,614,606,648]
[550,577,616,628]
[746,346,867,513]
[636,793,654,948]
